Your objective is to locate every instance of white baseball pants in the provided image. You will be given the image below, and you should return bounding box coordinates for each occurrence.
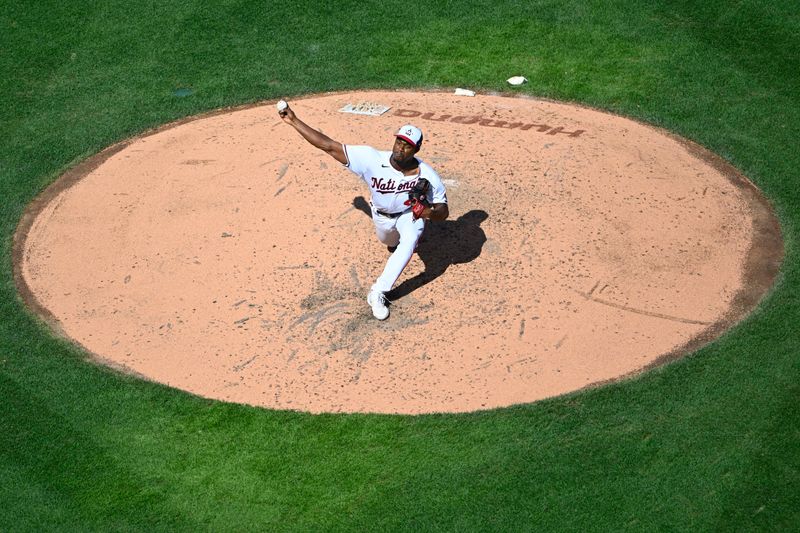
[371,208,425,293]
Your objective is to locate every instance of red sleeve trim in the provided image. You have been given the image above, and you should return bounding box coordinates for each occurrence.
[343,144,351,167]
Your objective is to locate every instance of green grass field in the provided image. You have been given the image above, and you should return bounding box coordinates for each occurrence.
[2,0,799,530]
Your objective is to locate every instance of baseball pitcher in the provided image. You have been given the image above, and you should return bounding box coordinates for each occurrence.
[278,101,449,320]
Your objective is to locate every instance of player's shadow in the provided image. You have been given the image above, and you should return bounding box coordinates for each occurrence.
[351,196,488,300]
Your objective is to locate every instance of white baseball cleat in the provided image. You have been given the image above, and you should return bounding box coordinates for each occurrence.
[367,288,390,320]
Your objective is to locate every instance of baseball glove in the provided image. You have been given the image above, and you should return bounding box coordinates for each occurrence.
[405,178,431,218]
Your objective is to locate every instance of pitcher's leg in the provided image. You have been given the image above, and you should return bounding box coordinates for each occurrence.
[372,212,400,247]
[373,212,425,292]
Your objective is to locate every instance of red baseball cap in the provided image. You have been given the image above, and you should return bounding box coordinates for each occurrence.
[395,124,423,148]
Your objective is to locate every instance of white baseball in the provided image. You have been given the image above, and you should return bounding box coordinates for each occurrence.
[276,100,288,111]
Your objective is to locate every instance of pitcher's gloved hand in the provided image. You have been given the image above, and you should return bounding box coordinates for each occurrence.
[407,178,430,205]
[405,178,430,219]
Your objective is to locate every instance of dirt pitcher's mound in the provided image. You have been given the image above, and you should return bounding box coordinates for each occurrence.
[15,91,782,414]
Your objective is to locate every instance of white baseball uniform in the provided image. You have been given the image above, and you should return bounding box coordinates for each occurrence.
[343,144,447,293]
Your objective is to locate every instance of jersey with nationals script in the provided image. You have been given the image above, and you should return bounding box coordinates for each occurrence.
[343,145,447,214]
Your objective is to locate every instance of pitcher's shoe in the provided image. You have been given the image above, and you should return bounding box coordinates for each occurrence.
[367,288,389,320]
